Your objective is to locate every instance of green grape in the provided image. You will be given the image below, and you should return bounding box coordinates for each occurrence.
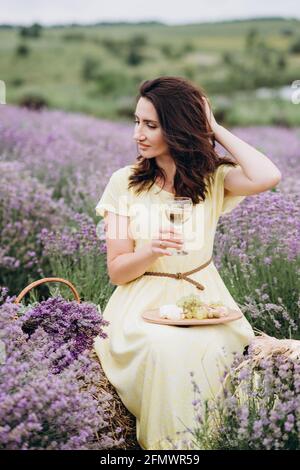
[195,307,208,320]
[176,294,207,319]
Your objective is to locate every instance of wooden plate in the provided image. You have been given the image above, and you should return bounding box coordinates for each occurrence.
[142,308,243,326]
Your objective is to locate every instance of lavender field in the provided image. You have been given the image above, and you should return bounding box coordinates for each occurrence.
[1,105,300,450]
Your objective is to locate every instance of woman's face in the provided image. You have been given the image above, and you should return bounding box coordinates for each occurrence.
[133,97,169,159]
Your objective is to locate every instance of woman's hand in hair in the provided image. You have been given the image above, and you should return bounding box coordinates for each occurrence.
[202,96,219,133]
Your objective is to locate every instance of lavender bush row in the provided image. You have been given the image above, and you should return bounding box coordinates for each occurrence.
[0,161,74,293]
[213,189,300,338]
[1,106,299,208]
[185,349,300,450]
[37,215,113,308]
[0,105,134,214]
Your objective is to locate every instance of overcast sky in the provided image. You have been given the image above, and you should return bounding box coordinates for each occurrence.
[0,0,299,25]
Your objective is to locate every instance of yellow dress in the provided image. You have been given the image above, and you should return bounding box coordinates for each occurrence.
[93,163,255,450]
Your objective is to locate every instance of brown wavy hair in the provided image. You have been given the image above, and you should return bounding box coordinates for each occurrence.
[128,76,237,205]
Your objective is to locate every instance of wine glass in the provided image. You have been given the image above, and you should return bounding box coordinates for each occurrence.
[165,197,193,255]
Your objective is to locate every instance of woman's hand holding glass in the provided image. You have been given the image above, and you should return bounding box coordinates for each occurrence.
[148,226,184,257]
[165,197,193,255]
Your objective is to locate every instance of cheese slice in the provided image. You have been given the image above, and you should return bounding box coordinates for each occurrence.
[159,304,184,320]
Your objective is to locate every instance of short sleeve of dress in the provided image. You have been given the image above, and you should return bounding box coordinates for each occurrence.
[95,168,131,218]
[213,163,247,217]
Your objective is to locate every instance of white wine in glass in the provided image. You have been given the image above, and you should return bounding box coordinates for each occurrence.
[165,197,193,255]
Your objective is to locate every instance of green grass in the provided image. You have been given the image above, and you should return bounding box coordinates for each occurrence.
[1,18,300,124]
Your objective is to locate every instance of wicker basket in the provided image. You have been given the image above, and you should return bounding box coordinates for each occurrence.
[14,277,81,305]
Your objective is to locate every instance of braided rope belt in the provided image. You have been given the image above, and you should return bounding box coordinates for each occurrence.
[143,255,213,291]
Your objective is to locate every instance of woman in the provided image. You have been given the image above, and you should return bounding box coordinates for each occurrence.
[93,76,281,450]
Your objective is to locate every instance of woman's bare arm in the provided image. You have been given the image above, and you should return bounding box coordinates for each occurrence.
[104,211,183,285]
[104,211,160,285]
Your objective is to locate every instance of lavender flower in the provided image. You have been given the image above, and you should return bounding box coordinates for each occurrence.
[21,296,109,372]
[0,298,120,450]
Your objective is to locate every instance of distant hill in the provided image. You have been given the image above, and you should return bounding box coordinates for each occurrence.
[1,17,299,125]
[0,16,299,28]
